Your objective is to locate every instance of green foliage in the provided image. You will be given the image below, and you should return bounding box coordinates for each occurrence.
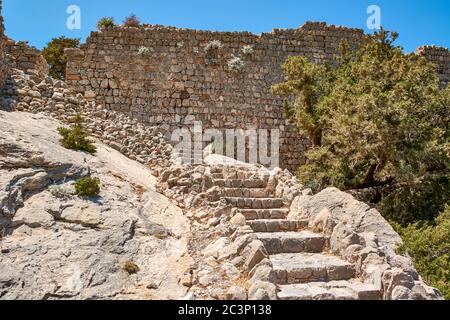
[97,17,115,30]
[41,36,80,80]
[74,177,101,197]
[58,114,96,154]
[273,30,449,225]
[123,14,140,27]
[123,261,140,274]
[204,40,222,65]
[393,206,450,299]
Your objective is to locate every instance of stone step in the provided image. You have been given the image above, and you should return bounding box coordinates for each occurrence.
[214,179,266,188]
[248,219,308,233]
[223,188,270,198]
[256,231,326,254]
[271,253,356,285]
[225,197,284,209]
[238,208,290,220]
[278,281,381,300]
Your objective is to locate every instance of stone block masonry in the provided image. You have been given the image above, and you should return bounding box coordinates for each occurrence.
[65,22,365,171]
[65,22,449,171]
[0,0,9,89]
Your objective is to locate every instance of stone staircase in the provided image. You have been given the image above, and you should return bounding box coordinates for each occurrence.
[211,167,381,300]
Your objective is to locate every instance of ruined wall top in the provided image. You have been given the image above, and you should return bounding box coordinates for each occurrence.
[64,21,448,170]
[5,39,49,81]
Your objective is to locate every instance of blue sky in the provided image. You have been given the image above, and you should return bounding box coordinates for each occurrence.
[3,0,450,52]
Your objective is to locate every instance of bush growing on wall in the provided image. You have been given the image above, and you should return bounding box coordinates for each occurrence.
[227,55,245,72]
[204,40,223,65]
[123,14,140,27]
[273,30,449,226]
[97,17,115,30]
[74,176,101,197]
[204,40,223,52]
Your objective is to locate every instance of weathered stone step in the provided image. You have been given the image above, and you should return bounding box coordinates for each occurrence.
[256,231,326,254]
[238,208,290,220]
[278,281,381,300]
[272,253,356,285]
[225,197,284,209]
[248,219,308,232]
[223,188,270,198]
[214,179,266,188]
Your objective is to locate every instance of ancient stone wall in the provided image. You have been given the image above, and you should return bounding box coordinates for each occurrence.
[0,0,9,88]
[65,22,364,170]
[65,22,449,170]
[416,46,450,88]
[5,39,49,81]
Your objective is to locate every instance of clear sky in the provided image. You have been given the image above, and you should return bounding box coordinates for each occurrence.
[3,0,450,52]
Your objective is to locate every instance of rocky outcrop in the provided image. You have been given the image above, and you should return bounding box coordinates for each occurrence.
[0,111,191,300]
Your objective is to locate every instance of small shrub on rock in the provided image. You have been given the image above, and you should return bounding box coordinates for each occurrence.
[204,40,223,52]
[123,14,140,27]
[123,261,140,274]
[74,176,101,197]
[97,17,115,30]
[58,114,96,154]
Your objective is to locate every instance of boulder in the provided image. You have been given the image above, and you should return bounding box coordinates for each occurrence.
[226,286,247,300]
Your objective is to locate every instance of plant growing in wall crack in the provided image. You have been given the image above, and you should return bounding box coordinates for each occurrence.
[227,55,245,73]
[137,46,151,57]
[42,36,80,80]
[204,40,223,65]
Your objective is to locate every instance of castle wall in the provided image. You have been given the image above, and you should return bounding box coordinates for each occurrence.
[5,39,49,81]
[65,22,364,170]
[416,46,450,88]
[0,0,9,88]
[65,22,449,170]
